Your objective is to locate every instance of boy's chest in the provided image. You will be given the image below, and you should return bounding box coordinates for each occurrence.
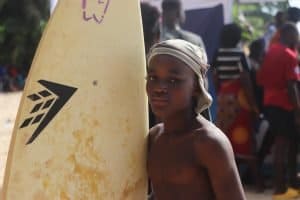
[147,136,199,184]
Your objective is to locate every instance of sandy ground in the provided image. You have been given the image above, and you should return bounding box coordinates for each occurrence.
[0,92,276,199]
[0,92,21,188]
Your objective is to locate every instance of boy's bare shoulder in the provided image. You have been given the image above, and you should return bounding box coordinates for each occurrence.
[193,117,229,144]
[148,123,164,146]
[193,117,234,165]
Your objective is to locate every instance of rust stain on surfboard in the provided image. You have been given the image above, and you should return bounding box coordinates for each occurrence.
[63,129,111,197]
[122,177,145,199]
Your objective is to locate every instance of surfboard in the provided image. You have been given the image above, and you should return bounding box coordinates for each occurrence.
[1,0,148,199]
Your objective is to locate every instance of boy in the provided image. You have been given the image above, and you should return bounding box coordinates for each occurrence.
[146,39,246,200]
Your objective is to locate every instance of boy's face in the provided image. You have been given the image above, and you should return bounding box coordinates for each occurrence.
[146,55,197,119]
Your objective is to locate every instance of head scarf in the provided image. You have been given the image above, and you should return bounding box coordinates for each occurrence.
[147,39,213,114]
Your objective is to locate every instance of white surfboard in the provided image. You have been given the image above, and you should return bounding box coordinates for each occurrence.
[2,0,148,199]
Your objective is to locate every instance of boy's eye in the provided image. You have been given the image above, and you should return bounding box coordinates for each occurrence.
[146,75,157,81]
[168,78,181,84]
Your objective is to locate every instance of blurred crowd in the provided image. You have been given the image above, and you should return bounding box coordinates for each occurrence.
[0,65,25,92]
[141,0,300,199]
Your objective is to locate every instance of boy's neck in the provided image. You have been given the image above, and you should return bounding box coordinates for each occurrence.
[163,110,198,135]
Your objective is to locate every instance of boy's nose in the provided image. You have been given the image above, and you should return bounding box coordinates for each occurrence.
[153,80,168,93]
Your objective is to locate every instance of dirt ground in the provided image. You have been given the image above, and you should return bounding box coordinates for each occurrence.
[0,92,276,199]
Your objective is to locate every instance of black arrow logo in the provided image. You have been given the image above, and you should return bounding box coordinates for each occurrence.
[20,80,77,145]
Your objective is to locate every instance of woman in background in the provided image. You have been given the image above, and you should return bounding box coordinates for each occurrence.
[213,23,262,191]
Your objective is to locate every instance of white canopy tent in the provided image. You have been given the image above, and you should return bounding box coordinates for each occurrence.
[289,0,300,8]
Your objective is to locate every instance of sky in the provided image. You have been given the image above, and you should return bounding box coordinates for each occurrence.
[289,0,300,8]
[50,0,58,13]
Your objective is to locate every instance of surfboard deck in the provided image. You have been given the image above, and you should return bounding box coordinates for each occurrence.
[2,0,148,199]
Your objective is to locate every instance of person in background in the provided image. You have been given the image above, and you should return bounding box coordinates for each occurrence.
[141,2,161,128]
[264,11,285,50]
[248,38,274,186]
[213,23,263,191]
[249,38,266,74]
[160,0,205,49]
[287,7,300,27]
[248,38,266,119]
[257,23,300,200]
[269,7,300,47]
[141,2,160,54]
[248,37,266,116]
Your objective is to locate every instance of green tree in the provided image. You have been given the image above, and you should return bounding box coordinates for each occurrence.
[232,0,288,42]
[0,0,50,74]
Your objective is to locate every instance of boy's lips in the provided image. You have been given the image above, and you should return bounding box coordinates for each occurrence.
[150,97,169,107]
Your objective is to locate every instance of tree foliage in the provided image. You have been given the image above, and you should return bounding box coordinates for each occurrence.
[232,0,289,42]
[0,0,50,74]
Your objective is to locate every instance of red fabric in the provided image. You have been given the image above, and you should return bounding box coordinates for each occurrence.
[9,67,18,77]
[257,43,300,111]
[216,80,254,157]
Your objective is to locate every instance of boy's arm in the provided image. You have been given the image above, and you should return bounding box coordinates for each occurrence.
[194,129,246,200]
[147,124,162,200]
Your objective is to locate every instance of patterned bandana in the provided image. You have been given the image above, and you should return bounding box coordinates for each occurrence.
[147,39,212,113]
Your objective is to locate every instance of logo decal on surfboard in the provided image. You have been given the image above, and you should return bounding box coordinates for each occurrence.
[82,0,111,24]
[20,80,77,145]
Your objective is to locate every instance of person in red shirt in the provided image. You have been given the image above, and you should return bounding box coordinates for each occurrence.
[257,22,300,199]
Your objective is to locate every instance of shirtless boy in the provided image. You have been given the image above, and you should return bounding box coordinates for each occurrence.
[146,39,246,200]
